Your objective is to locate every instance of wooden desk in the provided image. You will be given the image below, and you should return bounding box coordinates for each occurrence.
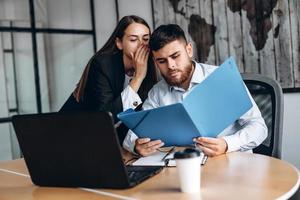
[0,152,299,200]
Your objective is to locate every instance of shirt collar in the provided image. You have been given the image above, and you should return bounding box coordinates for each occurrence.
[169,61,205,92]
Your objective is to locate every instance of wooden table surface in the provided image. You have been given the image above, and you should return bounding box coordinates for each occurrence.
[0,152,299,200]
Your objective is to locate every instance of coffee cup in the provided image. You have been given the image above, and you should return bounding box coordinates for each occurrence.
[174,148,201,193]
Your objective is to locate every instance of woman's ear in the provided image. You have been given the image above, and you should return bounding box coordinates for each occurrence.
[115,38,123,50]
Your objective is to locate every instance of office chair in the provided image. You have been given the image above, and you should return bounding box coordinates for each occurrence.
[242,73,284,159]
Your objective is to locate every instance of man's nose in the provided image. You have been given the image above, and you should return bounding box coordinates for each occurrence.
[167,59,176,69]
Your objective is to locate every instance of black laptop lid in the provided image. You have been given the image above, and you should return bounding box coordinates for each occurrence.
[12,112,130,188]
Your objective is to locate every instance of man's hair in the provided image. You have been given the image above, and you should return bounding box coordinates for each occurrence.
[149,24,187,51]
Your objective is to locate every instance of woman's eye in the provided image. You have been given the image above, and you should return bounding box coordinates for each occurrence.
[130,39,137,42]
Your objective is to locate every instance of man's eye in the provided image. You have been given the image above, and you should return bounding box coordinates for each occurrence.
[172,54,179,59]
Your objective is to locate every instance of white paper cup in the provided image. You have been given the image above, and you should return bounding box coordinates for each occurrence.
[174,148,201,193]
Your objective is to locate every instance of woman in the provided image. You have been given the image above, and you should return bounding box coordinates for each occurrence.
[60,15,157,143]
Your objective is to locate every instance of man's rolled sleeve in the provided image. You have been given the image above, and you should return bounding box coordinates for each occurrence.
[222,134,242,153]
[123,129,139,155]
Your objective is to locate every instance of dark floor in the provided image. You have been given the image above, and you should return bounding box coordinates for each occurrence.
[289,188,300,200]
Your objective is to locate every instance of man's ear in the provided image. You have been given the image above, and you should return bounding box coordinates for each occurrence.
[115,37,123,50]
[186,42,193,58]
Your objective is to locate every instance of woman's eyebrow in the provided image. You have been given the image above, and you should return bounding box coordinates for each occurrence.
[127,33,150,37]
[127,35,138,38]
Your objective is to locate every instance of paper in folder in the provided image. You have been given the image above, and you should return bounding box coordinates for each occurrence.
[117,57,253,146]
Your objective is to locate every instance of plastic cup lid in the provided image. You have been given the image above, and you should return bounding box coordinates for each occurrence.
[174,148,201,159]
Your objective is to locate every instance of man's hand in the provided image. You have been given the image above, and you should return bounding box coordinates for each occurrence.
[193,137,228,157]
[134,138,164,156]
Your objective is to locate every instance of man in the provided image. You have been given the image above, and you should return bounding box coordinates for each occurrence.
[123,24,267,157]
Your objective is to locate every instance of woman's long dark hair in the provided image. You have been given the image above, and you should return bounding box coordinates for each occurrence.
[74,15,157,102]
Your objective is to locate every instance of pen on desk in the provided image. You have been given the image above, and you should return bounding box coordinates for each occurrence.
[201,155,208,165]
[161,146,176,161]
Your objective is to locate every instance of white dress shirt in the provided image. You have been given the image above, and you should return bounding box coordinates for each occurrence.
[123,62,268,154]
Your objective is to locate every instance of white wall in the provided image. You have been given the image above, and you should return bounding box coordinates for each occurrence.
[118,0,154,30]
[0,0,30,22]
[44,0,94,111]
[0,33,13,160]
[0,0,34,161]
[94,0,154,49]
[282,93,300,169]
[0,0,94,160]
[94,0,117,49]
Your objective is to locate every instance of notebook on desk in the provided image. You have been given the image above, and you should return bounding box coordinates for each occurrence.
[12,112,163,189]
[132,148,207,167]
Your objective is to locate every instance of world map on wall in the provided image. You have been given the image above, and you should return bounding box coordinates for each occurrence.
[168,0,278,62]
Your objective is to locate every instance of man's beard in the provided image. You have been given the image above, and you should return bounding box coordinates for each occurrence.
[162,61,194,87]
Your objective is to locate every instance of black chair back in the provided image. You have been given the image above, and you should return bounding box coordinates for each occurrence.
[242,74,283,159]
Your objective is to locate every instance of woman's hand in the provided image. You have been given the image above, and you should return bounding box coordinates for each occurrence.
[129,45,149,92]
[134,138,164,156]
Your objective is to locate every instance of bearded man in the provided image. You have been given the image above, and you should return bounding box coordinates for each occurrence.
[123,24,267,157]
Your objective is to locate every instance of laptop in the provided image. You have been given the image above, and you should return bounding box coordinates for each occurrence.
[12,111,163,189]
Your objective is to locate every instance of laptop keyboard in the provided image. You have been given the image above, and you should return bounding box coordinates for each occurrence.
[126,166,163,183]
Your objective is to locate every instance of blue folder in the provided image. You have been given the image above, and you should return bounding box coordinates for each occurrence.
[117,57,253,146]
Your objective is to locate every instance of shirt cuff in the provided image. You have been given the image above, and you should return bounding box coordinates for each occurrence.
[222,134,241,153]
[122,130,139,155]
[121,85,142,111]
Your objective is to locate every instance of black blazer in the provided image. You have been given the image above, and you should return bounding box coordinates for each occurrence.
[60,52,142,143]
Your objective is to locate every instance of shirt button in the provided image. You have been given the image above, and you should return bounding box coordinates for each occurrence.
[133,101,138,107]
